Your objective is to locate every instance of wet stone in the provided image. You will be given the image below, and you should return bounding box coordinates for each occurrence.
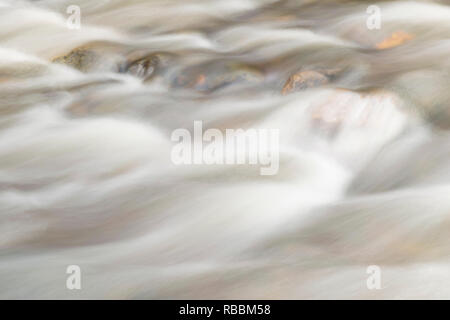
[52,46,123,73]
[282,70,329,95]
[53,48,99,72]
[376,31,414,50]
[173,63,264,92]
[126,54,160,80]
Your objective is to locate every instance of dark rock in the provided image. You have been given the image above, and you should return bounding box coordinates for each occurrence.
[126,54,160,80]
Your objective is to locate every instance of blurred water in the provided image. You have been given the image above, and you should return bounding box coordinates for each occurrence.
[0,0,450,299]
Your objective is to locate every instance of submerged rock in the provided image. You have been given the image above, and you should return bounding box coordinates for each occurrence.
[123,51,177,82]
[282,70,329,95]
[376,31,414,50]
[392,70,450,130]
[173,62,264,92]
[126,55,159,79]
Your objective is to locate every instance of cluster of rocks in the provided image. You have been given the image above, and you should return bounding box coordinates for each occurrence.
[52,30,414,96]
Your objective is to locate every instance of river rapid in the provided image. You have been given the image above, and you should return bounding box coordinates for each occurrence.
[0,0,450,299]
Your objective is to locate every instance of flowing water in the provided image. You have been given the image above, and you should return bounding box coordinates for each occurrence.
[1,0,450,299]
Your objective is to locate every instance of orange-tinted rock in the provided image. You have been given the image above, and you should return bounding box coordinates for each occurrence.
[282,70,329,95]
[376,31,414,50]
[173,63,264,92]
